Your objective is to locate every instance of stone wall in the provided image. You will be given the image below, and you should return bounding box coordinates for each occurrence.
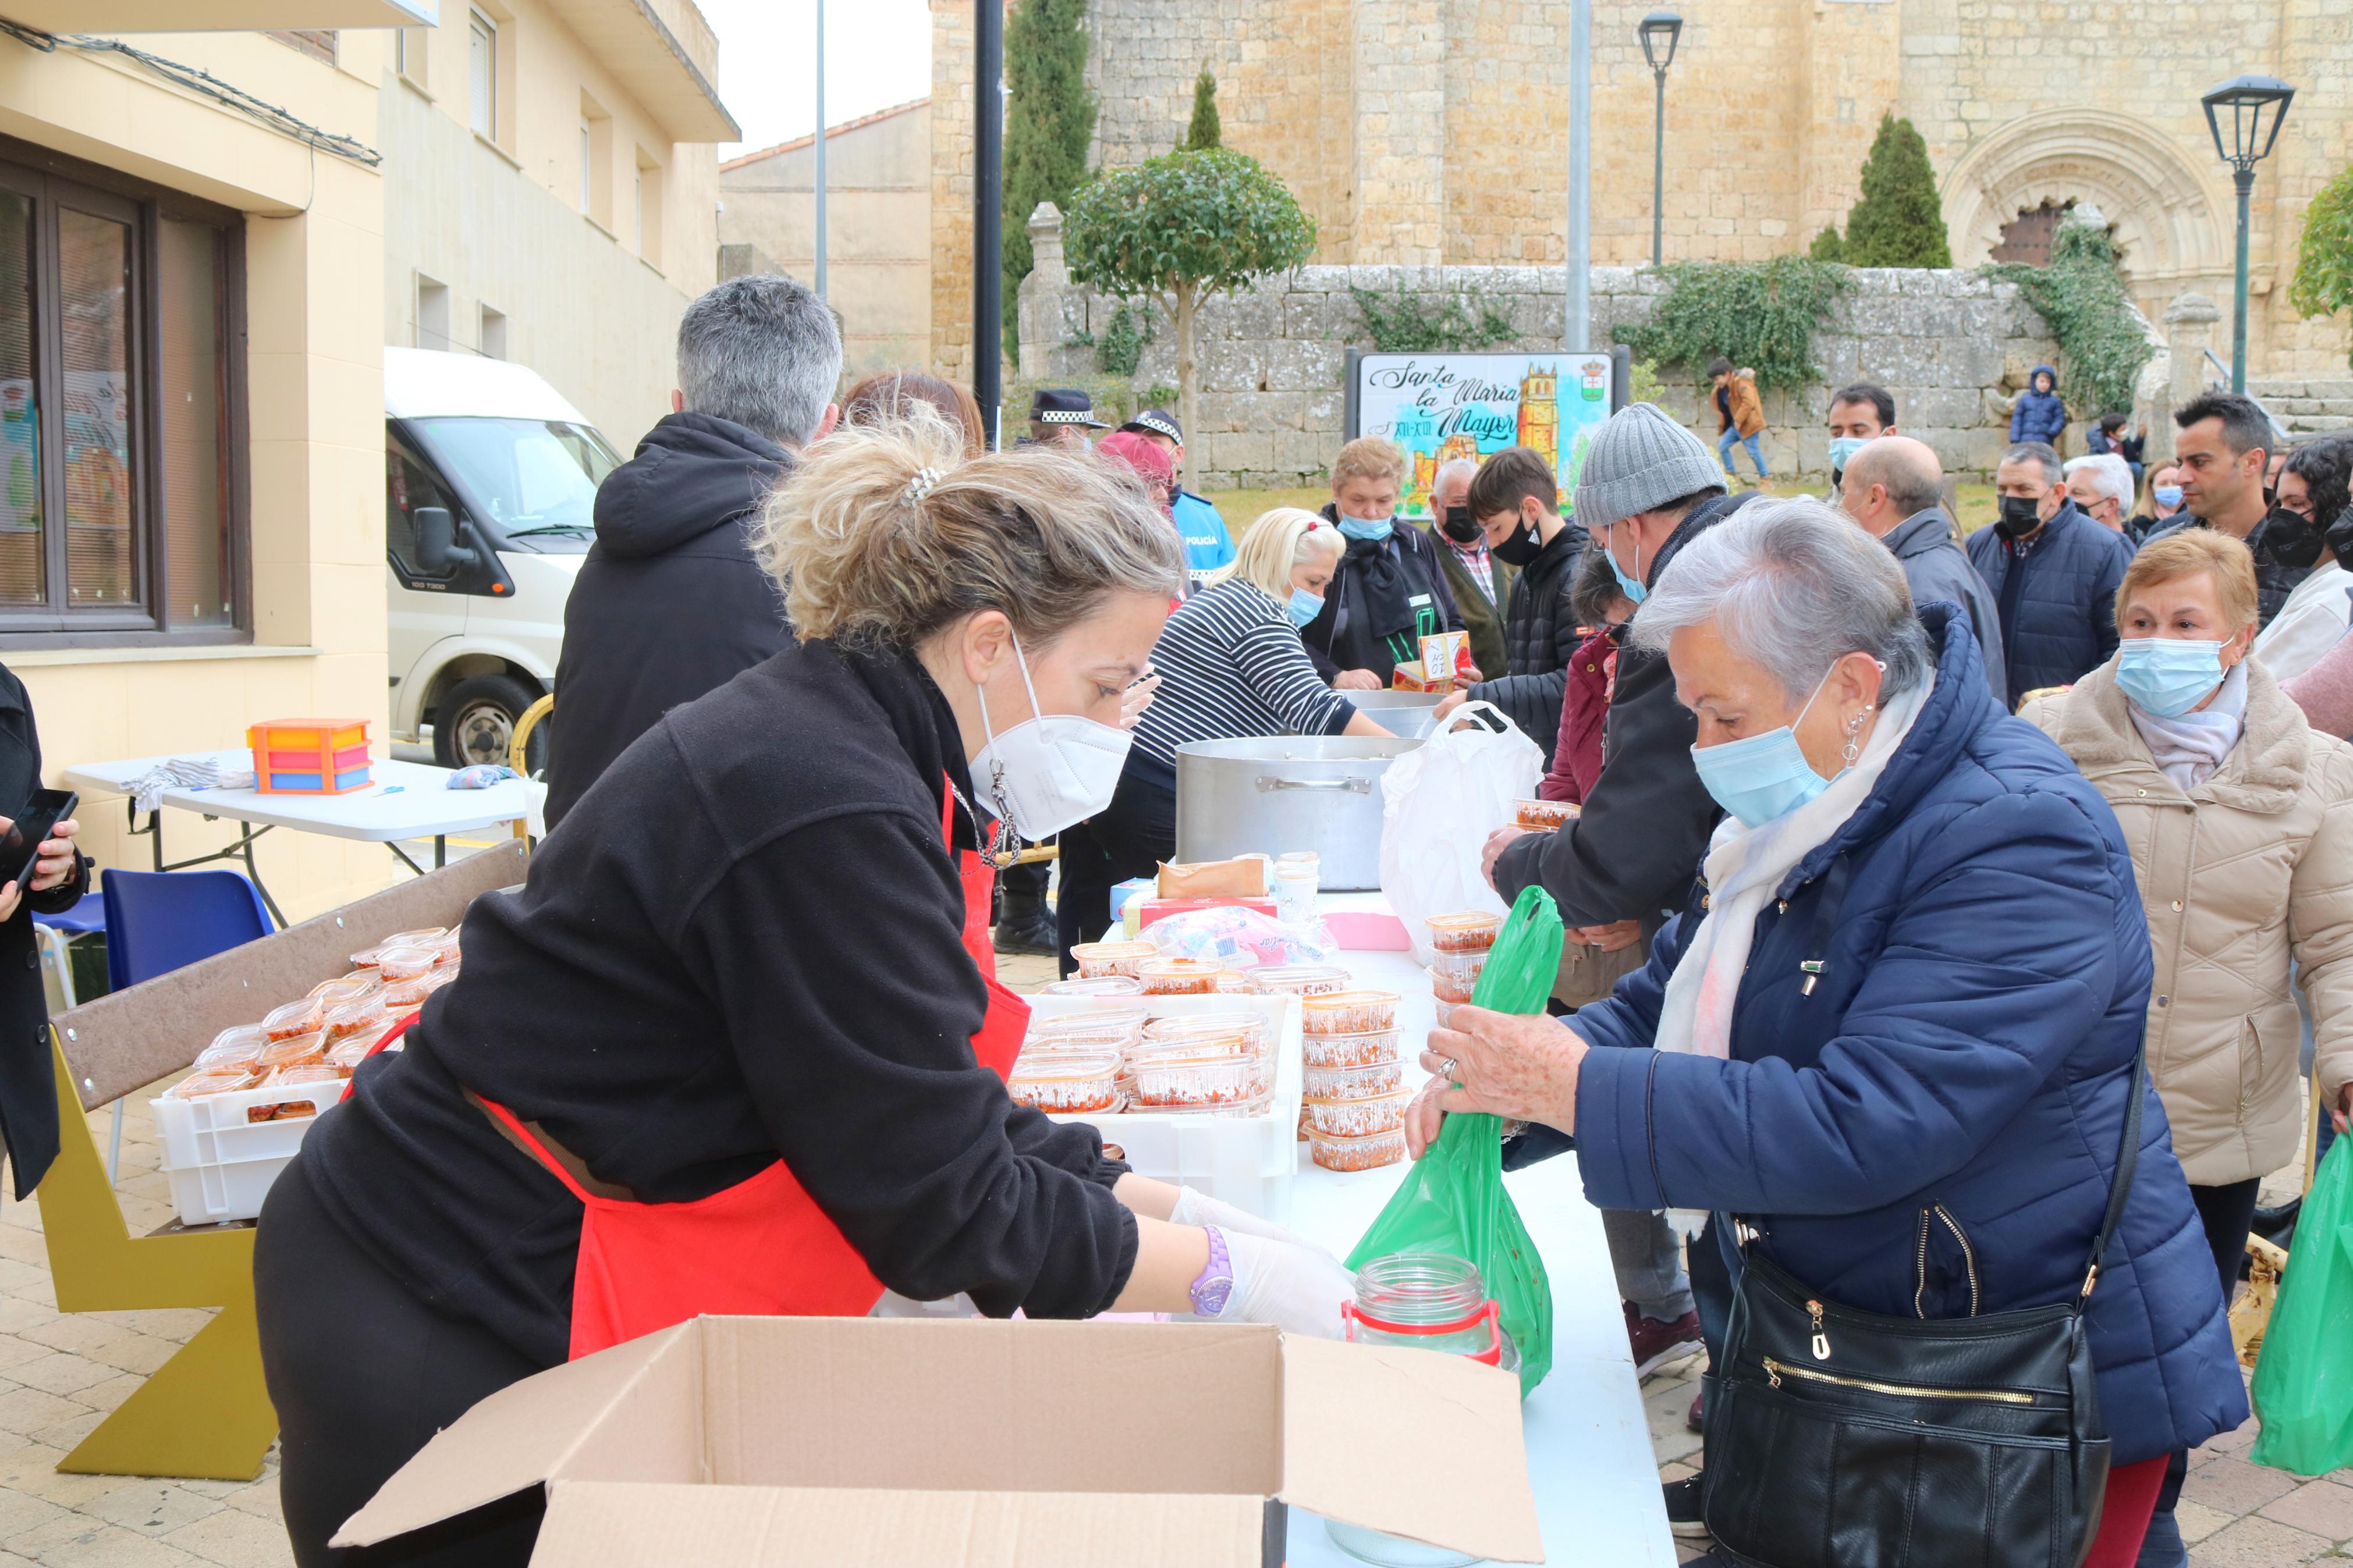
[1018,216,2062,489]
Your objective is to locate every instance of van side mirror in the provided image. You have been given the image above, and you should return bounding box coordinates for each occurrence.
[413,507,478,575]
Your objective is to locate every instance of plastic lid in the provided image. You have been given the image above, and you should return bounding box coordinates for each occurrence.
[1039,976,1144,997]
[1070,941,1156,960]
[1426,911,1502,934]
[1009,1047,1123,1081]
[1137,957,1222,975]
[164,1070,256,1099]
[261,996,325,1036]
[373,946,436,980]
[1303,989,1400,1009]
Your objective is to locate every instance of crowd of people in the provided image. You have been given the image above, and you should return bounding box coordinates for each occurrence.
[247,269,2353,1567]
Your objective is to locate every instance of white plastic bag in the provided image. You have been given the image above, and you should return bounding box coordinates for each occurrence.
[1378,701,1545,965]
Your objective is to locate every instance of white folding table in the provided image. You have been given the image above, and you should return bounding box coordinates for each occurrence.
[62,749,538,927]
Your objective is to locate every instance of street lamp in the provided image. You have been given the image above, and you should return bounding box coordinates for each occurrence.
[2201,73,2294,394]
[1638,11,1683,268]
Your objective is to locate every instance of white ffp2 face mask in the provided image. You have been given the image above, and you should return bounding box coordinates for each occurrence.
[973,634,1133,841]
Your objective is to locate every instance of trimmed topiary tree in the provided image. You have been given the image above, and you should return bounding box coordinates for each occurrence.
[1002,0,1096,360]
[2290,161,2353,369]
[1809,225,1846,262]
[1064,149,1318,488]
[1843,113,1951,268]
[1181,66,1222,151]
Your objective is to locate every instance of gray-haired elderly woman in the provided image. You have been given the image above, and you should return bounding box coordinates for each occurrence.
[1408,499,2245,1562]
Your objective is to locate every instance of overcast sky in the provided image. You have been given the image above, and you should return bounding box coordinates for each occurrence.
[697,0,935,159]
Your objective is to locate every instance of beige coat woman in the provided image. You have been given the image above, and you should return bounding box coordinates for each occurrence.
[2025,659,2353,1186]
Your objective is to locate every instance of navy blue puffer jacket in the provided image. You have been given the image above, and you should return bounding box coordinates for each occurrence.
[2010,364,2068,445]
[1967,500,2132,706]
[1571,606,2248,1469]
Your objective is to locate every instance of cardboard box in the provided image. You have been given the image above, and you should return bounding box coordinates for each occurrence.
[1420,631,1473,684]
[1156,858,1268,898]
[333,1317,1543,1567]
[1387,660,1454,695]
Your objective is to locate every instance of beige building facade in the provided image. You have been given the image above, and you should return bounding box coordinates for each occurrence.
[0,13,413,922]
[379,0,730,455]
[719,98,933,379]
[932,0,2352,385]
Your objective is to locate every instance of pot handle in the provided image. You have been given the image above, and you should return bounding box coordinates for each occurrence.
[1255,776,1372,794]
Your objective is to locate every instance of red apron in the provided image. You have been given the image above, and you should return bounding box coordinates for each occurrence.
[360,781,1029,1362]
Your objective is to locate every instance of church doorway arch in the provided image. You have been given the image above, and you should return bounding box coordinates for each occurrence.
[1941,111,2228,296]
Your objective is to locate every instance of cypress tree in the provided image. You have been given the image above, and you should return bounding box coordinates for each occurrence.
[1809,225,1846,262]
[1842,113,1952,268]
[1182,67,1222,151]
[1002,0,1096,358]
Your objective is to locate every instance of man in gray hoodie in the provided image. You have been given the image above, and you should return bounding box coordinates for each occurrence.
[1836,436,2007,702]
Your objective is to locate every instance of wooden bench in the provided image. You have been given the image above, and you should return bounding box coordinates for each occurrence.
[37,841,527,1479]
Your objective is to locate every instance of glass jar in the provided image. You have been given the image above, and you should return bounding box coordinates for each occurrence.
[1328,1254,1509,1568]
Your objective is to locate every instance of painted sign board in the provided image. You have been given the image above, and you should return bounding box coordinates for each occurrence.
[1343,347,1630,522]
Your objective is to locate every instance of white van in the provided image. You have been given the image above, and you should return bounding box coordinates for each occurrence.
[384,348,622,768]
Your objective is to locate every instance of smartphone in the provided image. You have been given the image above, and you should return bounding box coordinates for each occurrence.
[0,788,76,891]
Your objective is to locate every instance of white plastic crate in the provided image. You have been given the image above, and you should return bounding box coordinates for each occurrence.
[1031,991,1303,1219]
[148,1076,345,1226]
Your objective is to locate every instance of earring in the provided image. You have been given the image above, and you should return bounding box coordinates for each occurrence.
[1843,709,1868,766]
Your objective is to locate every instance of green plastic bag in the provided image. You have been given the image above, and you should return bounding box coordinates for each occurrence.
[1347,885,1564,1396]
[2249,1139,2353,1475]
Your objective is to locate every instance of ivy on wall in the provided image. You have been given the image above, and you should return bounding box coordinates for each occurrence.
[1350,289,1517,354]
[1096,300,1155,376]
[1985,218,2152,419]
[1613,257,1855,392]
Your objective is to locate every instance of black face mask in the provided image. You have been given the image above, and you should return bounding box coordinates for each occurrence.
[2256,505,2326,570]
[1440,504,1482,545]
[2325,506,2353,566]
[1994,495,2043,541]
[1490,517,1545,567]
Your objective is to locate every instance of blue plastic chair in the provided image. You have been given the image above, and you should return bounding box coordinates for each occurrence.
[95,870,274,1179]
[31,891,107,938]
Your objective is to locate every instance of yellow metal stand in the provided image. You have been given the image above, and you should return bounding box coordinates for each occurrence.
[35,1036,275,1480]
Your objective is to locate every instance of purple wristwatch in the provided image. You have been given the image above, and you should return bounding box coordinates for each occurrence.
[1188,1224,1236,1317]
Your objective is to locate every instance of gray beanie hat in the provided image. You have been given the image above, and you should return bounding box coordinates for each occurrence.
[1574,402,1725,527]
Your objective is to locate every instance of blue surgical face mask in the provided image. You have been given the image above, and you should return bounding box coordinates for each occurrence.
[2114,638,2227,718]
[1336,512,1393,543]
[1827,436,1871,474]
[1286,587,1325,627]
[1689,669,1841,830]
[1597,522,1647,605]
[2154,485,2184,510]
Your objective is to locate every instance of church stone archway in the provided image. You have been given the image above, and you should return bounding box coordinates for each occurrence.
[1942,110,2228,297]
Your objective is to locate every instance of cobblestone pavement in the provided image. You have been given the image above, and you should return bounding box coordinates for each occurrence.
[0,946,2327,1566]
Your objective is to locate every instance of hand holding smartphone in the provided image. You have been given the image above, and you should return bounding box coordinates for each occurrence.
[0,788,77,893]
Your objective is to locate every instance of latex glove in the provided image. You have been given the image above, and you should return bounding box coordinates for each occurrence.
[1213,1228,1354,1340]
[1170,1186,1339,1261]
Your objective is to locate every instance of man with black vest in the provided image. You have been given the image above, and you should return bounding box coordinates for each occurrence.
[1432,446,1583,766]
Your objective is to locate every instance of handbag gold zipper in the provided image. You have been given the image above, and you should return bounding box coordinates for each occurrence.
[1762,1357,2038,1406]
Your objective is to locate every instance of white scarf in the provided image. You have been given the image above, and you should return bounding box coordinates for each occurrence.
[1652,672,1935,1235]
[2128,661,2247,791]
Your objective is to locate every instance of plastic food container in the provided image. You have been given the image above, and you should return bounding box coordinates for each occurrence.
[1070,941,1158,979]
[1158,1091,1273,1119]
[307,973,377,1005]
[1304,1088,1411,1138]
[1514,798,1577,831]
[372,945,436,982]
[1130,1049,1261,1108]
[1007,1048,1123,1113]
[1039,976,1145,997]
[164,1069,257,1100]
[350,927,448,968]
[259,1031,327,1071]
[1302,990,1399,1036]
[1302,1027,1400,1070]
[1303,1058,1404,1102]
[260,996,325,1040]
[262,1064,342,1088]
[324,1038,377,1072]
[1308,1123,1406,1172]
[322,998,389,1041]
[1430,949,1487,1005]
[1249,963,1351,997]
[195,1026,268,1072]
[1142,1011,1271,1052]
[1425,911,1503,954]
[1137,958,1222,995]
[378,977,435,1015]
[1028,1008,1146,1041]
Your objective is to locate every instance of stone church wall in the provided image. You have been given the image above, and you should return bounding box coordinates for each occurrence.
[1019,237,2064,489]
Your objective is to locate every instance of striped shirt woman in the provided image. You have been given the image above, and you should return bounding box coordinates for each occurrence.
[1056,509,1395,969]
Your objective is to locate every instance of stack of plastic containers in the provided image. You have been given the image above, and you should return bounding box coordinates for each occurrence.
[1298,989,1406,1171]
[1425,911,1502,1030]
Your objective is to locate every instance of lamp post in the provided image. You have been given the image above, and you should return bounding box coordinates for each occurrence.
[1638,11,1683,269]
[2200,73,2294,394]
[813,0,826,300]
[1566,0,1589,350]
[974,0,1005,446]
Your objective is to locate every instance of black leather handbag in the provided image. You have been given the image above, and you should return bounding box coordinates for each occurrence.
[1701,1047,2144,1568]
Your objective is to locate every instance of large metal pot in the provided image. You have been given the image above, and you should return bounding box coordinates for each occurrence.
[1173,736,1422,891]
[1345,690,1448,740]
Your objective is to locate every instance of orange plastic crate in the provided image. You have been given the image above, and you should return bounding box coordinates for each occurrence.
[246,718,373,795]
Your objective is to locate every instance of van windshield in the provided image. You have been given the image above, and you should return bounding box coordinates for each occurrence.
[407,418,619,539]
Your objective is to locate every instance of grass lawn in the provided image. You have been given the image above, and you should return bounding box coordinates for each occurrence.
[1205,481,2001,539]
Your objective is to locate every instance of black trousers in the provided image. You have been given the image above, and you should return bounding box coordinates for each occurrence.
[2188,1176,2263,1302]
[255,1154,551,1567]
[1055,770,1177,976]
